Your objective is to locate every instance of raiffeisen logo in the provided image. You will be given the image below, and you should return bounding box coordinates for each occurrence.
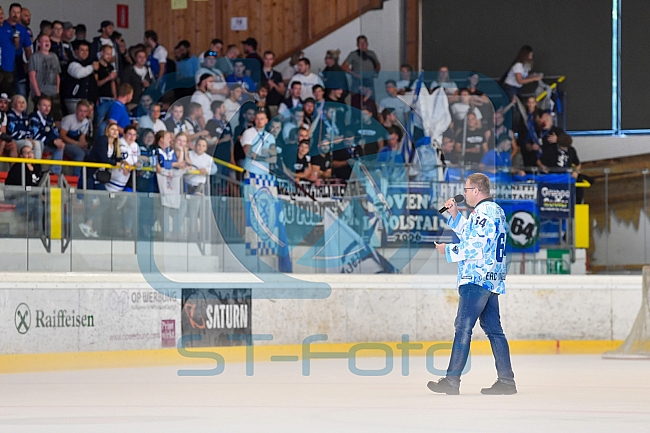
[14,303,95,334]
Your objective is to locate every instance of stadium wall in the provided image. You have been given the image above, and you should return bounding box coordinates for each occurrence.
[1,273,640,356]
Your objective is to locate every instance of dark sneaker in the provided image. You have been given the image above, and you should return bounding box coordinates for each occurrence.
[481,380,517,395]
[427,378,460,395]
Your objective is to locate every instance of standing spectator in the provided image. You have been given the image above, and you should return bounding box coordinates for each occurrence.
[107,83,134,134]
[74,24,87,43]
[106,123,138,194]
[216,44,239,77]
[242,110,275,175]
[282,50,302,86]
[379,79,408,124]
[120,48,153,109]
[311,139,333,181]
[352,108,385,156]
[164,104,189,135]
[441,129,460,167]
[61,21,74,46]
[0,6,17,95]
[224,84,242,130]
[29,34,62,120]
[456,111,490,166]
[332,129,363,180]
[502,45,542,101]
[60,100,92,176]
[90,21,120,76]
[6,144,42,234]
[396,64,415,93]
[288,58,323,101]
[111,31,129,70]
[261,50,284,116]
[205,100,233,167]
[138,103,166,133]
[294,138,316,181]
[19,7,31,42]
[278,81,302,117]
[241,37,262,86]
[62,40,98,114]
[50,21,73,73]
[29,96,70,175]
[4,3,33,97]
[226,59,256,95]
[321,49,348,95]
[136,128,157,193]
[8,94,39,157]
[95,45,118,101]
[430,66,458,96]
[342,35,380,93]
[195,50,228,102]
[183,101,211,144]
[144,30,167,86]
[174,40,199,86]
[198,38,223,61]
[185,137,213,237]
[191,73,214,127]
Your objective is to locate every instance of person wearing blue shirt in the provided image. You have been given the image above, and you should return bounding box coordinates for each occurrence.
[428,173,516,396]
[0,6,19,95]
[226,59,256,97]
[3,3,32,97]
[108,83,134,134]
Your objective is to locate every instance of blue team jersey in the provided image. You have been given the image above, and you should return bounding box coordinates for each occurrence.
[445,199,508,294]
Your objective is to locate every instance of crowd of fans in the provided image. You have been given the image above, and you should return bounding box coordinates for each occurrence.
[0,3,583,237]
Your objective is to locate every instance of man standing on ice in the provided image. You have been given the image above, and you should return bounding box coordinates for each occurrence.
[427,173,516,395]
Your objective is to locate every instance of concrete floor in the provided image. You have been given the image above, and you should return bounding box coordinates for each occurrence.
[1,354,649,432]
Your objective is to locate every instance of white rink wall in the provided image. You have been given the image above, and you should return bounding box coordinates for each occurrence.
[0,273,641,355]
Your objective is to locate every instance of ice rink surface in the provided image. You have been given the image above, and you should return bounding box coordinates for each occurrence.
[1,354,649,432]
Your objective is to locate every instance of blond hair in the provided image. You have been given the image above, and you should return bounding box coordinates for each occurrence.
[467,173,490,193]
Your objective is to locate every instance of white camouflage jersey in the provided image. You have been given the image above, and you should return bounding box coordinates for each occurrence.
[445,199,508,294]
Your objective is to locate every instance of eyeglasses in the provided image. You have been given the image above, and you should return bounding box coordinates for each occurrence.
[464,187,478,191]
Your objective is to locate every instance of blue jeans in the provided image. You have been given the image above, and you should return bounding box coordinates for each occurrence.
[44,143,86,175]
[446,283,515,387]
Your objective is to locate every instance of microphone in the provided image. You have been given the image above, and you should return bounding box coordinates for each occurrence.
[438,194,465,214]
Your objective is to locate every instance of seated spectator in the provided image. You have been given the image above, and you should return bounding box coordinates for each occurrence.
[377,127,405,164]
[0,93,16,157]
[29,96,76,175]
[379,79,408,124]
[381,108,397,129]
[536,112,566,164]
[302,98,316,129]
[255,84,270,113]
[396,64,415,94]
[325,87,344,104]
[95,44,118,101]
[280,127,309,177]
[311,139,333,181]
[456,111,489,166]
[450,88,483,124]
[107,84,134,134]
[332,129,363,181]
[234,103,257,142]
[191,73,215,128]
[216,44,239,77]
[242,110,275,175]
[224,84,242,130]
[493,109,516,153]
[5,145,43,234]
[289,58,323,100]
[195,50,228,102]
[164,104,189,135]
[278,81,303,118]
[321,49,348,96]
[138,103,166,133]
[8,95,40,158]
[430,66,458,96]
[205,101,234,169]
[198,38,223,61]
[63,41,99,115]
[294,138,317,182]
[60,100,92,176]
[312,84,326,113]
[315,105,344,141]
[226,59,256,96]
[120,48,154,109]
[351,85,378,120]
[29,34,62,121]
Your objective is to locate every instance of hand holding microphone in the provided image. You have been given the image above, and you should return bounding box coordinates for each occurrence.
[438,194,465,215]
